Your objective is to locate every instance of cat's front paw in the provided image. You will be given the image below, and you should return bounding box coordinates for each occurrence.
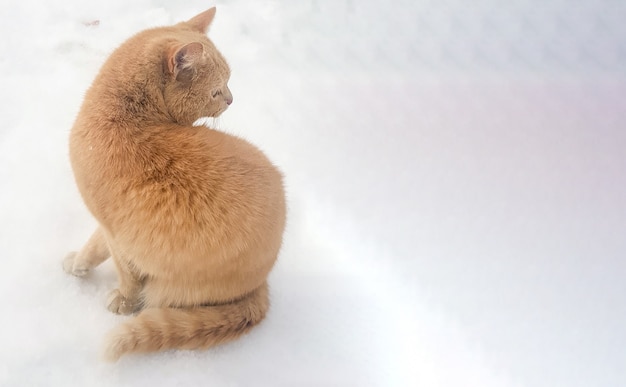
[63,252,89,277]
[107,289,139,315]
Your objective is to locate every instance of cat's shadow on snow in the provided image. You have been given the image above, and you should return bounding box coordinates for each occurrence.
[63,259,118,301]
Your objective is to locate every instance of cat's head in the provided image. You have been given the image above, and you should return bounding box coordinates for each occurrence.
[162,8,233,124]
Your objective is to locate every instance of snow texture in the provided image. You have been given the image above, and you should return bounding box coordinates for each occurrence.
[1,0,625,386]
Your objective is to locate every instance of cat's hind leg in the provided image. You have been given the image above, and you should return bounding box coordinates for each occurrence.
[63,227,111,276]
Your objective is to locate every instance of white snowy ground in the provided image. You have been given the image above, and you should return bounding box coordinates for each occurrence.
[0,0,625,386]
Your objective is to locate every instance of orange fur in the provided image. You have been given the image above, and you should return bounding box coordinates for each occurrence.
[63,7,286,361]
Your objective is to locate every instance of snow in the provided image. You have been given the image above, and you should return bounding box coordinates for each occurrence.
[1,0,625,386]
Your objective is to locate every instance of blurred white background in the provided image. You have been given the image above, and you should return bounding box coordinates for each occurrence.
[0,0,624,386]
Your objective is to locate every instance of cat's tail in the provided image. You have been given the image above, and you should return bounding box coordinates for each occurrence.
[102,282,269,361]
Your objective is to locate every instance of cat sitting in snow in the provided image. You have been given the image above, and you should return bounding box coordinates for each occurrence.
[63,7,286,361]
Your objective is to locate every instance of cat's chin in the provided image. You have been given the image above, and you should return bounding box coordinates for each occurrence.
[192,107,228,127]
[193,116,219,128]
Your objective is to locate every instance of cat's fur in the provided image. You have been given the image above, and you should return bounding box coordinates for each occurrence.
[63,8,286,361]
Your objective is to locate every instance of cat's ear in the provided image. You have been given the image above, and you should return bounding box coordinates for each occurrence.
[187,7,216,34]
[167,42,204,79]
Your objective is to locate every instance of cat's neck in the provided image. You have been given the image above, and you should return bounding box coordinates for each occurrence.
[84,76,174,129]
[84,44,179,129]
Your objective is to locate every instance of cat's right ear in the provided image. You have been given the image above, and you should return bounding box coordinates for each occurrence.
[167,42,204,80]
[187,7,216,33]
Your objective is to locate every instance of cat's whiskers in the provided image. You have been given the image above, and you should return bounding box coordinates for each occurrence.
[212,116,222,129]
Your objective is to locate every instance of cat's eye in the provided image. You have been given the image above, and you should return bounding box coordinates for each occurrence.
[212,90,222,98]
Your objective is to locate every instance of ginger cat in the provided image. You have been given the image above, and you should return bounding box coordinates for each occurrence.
[63,7,286,361]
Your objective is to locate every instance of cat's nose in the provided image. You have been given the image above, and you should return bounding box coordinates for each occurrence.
[224,86,233,105]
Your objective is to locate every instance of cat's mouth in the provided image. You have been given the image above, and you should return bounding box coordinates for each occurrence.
[214,104,230,117]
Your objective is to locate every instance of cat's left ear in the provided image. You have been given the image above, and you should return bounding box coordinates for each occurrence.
[187,7,216,34]
[167,42,204,80]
